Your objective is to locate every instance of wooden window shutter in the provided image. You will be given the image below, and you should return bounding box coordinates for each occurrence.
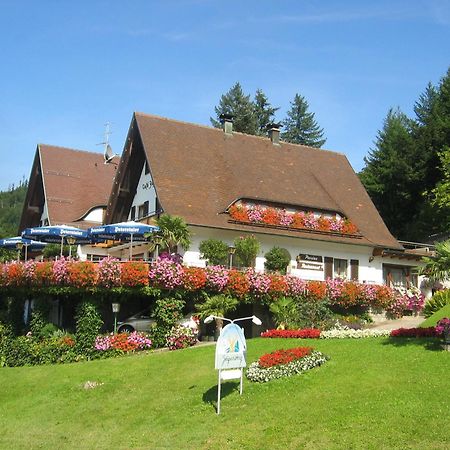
[350,259,359,281]
[324,257,333,279]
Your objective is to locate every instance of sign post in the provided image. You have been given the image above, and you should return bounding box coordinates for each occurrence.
[205,315,262,414]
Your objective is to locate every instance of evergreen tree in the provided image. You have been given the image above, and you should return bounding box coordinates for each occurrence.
[281,94,326,147]
[412,69,450,237]
[253,89,279,136]
[359,108,423,239]
[210,82,258,135]
[414,82,438,126]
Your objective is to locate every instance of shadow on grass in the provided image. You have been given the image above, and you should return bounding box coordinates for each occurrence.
[382,337,443,352]
[202,381,240,412]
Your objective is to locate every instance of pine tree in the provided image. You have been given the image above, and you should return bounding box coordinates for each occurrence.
[210,82,258,135]
[281,94,326,147]
[359,108,423,239]
[253,89,279,136]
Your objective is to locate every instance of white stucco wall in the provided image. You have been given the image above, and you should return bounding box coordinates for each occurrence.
[40,200,49,225]
[128,164,157,219]
[182,225,425,286]
[82,207,104,223]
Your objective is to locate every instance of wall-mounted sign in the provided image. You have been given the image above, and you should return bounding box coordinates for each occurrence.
[298,254,323,262]
[297,254,324,271]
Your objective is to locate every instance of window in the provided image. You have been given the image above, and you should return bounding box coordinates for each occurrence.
[383,265,418,288]
[130,206,136,221]
[138,201,149,219]
[333,259,348,279]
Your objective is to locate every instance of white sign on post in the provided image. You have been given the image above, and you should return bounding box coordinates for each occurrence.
[214,323,247,414]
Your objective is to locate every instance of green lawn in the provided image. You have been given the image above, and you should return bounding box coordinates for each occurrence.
[420,304,450,328]
[0,337,449,450]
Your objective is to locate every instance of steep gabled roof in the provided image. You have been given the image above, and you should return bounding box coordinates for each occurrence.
[19,144,117,231]
[106,112,402,250]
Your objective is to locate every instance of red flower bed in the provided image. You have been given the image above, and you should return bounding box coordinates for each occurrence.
[227,270,250,297]
[258,346,313,368]
[261,329,321,339]
[120,262,149,287]
[183,267,207,290]
[110,333,139,352]
[390,327,438,338]
[67,261,97,288]
[229,204,249,222]
[262,207,279,225]
[306,280,327,301]
[35,262,54,285]
[268,274,288,295]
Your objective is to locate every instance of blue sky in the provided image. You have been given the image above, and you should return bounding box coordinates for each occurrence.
[0,0,449,190]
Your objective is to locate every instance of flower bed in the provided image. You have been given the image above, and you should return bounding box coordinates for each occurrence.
[320,327,391,339]
[261,327,391,339]
[0,258,397,311]
[166,325,197,350]
[261,329,321,339]
[390,327,439,338]
[246,346,328,383]
[94,331,152,352]
[229,203,359,236]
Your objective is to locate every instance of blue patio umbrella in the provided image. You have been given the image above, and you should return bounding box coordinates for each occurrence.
[0,236,48,261]
[88,221,159,260]
[21,225,91,257]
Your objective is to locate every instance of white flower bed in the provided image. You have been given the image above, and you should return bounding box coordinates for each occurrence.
[320,326,390,339]
[246,350,328,383]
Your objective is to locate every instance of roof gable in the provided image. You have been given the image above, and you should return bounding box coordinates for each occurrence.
[19,144,117,231]
[107,112,402,250]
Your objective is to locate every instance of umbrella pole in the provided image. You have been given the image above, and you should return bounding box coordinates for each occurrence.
[130,234,133,261]
[60,236,64,257]
[25,244,28,262]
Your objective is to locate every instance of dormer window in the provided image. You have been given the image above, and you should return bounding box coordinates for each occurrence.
[227,200,359,236]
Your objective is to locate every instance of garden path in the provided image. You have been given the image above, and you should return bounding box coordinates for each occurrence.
[368,315,424,331]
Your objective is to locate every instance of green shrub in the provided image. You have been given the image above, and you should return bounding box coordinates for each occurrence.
[423,290,450,318]
[29,309,47,336]
[150,298,185,348]
[43,244,70,258]
[264,247,291,274]
[0,322,13,367]
[199,239,229,266]
[75,302,103,354]
[269,297,298,329]
[3,336,40,367]
[234,235,260,268]
[295,299,334,330]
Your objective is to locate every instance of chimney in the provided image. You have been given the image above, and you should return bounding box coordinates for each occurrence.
[267,123,281,145]
[220,113,233,135]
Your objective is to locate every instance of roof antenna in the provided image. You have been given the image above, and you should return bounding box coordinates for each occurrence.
[97,122,116,164]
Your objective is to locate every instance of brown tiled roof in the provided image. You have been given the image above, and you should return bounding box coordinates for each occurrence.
[110,112,403,250]
[19,144,117,231]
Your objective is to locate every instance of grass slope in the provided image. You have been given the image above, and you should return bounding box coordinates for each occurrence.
[0,338,449,450]
[420,304,450,328]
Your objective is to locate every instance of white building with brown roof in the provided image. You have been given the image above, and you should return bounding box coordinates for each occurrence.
[103,112,429,290]
[20,144,117,232]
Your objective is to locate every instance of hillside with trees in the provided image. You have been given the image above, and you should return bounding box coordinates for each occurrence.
[359,67,450,242]
[0,179,27,238]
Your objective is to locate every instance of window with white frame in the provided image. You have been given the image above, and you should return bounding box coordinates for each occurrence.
[333,258,348,279]
[383,264,418,288]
